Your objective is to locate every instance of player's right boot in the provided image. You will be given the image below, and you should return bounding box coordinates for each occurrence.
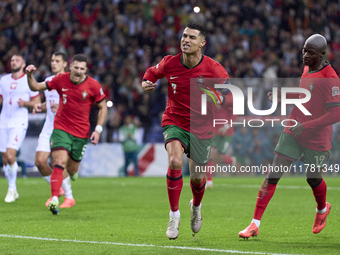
[190,199,202,233]
[312,202,331,234]
[4,188,19,203]
[239,223,259,239]
[48,200,59,215]
[166,216,180,240]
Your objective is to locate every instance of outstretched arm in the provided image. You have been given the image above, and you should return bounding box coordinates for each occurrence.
[90,99,108,145]
[25,65,48,91]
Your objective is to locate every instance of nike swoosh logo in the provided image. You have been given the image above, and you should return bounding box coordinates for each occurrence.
[51,180,58,182]
[62,88,69,91]
[170,76,179,79]
[169,186,178,189]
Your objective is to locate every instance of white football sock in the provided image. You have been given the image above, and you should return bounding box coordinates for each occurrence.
[251,219,261,228]
[62,176,73,199]
[317,206,327,214]
[8,162,18,190]
[192,203,201,211]
[43,175,51,185]
[170,210,180,218]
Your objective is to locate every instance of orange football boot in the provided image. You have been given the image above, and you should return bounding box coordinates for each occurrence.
[313,202,331,234]
[59,198,76,208]
[239,223,259,239]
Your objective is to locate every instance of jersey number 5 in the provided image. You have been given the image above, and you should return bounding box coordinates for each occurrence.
[62,94,67,104]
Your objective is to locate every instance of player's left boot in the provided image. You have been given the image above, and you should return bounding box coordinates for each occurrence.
[313,202,331,234]
[48,200,59,215]
[59,198,75,208]
[239,223,259,239]
[190,199,202,233]
[4,188,19,203]
[70,171,78,181]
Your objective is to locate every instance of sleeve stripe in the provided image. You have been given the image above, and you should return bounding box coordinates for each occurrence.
[30,94,40,99]
[326,102,340,107]
[96,97,106,104]
[45,81,50,90]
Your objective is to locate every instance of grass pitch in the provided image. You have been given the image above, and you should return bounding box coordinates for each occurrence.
[0,176,339,255]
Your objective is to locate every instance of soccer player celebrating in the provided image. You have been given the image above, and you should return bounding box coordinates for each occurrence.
[0,54,40,202]
[33,52,76,208]
[142,23,230,239]
[238,34,340,238]
[25,54,107,215]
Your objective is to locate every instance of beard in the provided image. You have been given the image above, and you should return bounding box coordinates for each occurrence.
[11,66,22,73]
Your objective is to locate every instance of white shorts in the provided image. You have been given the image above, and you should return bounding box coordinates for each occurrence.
[36,132,52,153]
[0,128,27,152]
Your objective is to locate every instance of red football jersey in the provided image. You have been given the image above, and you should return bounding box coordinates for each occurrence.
[143,53,229,139]
[46,73,105,138]
[213,105,235,136]
[284,63,340,151]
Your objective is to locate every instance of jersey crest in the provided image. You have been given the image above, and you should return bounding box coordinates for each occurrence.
[82,90,88,100]
[10,82,17,89]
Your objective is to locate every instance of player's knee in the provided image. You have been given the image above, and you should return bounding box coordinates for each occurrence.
[169,156,182,169]
[35,157,45,168]
[6,154,16,165]
[306,177,322,187]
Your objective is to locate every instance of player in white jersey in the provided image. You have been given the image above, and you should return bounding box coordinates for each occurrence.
[33,52,75,208]
[0,54,40,202]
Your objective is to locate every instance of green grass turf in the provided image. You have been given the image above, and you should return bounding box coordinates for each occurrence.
[0,176,339,255]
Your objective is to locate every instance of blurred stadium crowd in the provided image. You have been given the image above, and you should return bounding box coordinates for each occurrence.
[1,0,340,167]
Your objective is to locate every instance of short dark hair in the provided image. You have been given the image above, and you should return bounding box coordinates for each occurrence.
[53,51,68,62]
[187,22,206,38]
[12,54,25,61]
[72,54,87,65]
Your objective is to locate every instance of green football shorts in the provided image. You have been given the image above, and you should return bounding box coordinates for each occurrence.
[163,125,212,165]
[212,135,233,154]
[50,129,88,162]
[274,132,329,168]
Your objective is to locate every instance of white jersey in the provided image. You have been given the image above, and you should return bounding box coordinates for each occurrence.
[41,75,59,135]
[0,73,39,129]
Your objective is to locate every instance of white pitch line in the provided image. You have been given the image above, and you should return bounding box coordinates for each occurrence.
[0,234,301,255]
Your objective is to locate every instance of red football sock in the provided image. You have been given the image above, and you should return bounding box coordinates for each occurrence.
[190,177,206,206]
[224,155,233,165]
[311,179,327,210]
[51,165,64,197]
[166,167,183,211]
[253,180,277,220]
[206,160,214,181]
